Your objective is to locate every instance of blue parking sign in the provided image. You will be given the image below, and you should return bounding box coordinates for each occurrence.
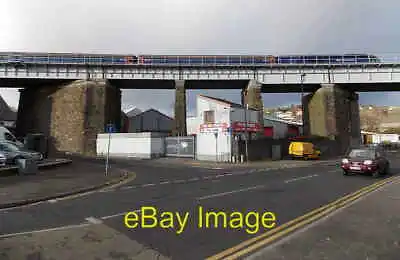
[106,123,115,133]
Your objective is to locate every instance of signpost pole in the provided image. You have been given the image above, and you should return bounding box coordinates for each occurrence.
[245,104,249,163]
[215,131,218,162]
[105,123,114,176]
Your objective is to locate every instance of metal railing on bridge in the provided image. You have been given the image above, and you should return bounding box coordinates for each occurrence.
[1,52,400,67]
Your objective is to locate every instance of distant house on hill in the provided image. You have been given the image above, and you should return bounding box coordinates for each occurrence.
[0,95,17,129]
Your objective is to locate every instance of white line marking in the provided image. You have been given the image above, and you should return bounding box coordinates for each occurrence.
[197,185,265,200]
[85,217,103,224]
[159,181,170,185]
[0,223,91,239]
[47,199,58,203]
[188,178,199,181]
[215,174,224,178]
[142,183,156,187]
[173,180,185,184]
[203,176,213,179]
[284,174,319,184]
[327,169,340,173]
[224,173,233,176]
[212,167,224,170]
[101,209,141,220]
[120,185,135,190]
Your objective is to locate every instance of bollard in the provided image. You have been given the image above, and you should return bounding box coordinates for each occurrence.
[240,154,244,164]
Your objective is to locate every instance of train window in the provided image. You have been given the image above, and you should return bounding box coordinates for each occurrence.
[178,56,190,64]
[230,57,241,64]
[317,56,329,64]
[240,57,253,64]
[203,57,215,64]
[304,56,317,63]
[215,56,228,64]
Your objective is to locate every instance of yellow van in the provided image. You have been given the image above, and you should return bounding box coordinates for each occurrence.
[289,141,321,160]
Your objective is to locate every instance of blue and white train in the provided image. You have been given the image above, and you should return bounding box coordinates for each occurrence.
[0,53,380,66]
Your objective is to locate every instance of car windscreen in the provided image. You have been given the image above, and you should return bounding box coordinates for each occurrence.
[348,149,375,159]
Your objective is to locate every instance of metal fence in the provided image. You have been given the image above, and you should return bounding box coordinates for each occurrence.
[165,136,195,158]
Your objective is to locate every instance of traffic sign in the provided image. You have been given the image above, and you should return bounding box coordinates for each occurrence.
[106,123,115,133]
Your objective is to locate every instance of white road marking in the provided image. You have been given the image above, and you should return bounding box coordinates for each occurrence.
[0,223,91,239]
[197,185,265,200]
[188,178,199,181]
[120,185,135,190]
[284,174,319,184]
[159,181,170,185]
[215,174,225,178]
[173,180,185,184]
[203,176,213,179]
[100,209,141,220]
[85,217,103,224]
[47,199,58,203]
[142,183,156,187]
[224,173,233,176]
[212,167,224,170]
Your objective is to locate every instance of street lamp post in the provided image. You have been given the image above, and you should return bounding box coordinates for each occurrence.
[300,73,306,126]
[244,104,249,163]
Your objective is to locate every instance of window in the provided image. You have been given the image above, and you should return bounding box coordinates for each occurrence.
[203,110,215,124]
[4,132,16,142]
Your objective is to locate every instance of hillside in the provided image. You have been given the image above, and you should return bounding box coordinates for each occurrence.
[264,104,400,133]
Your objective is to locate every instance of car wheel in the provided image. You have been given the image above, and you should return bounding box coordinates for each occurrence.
[13,156,24,165]
[384,163,390,175]
[372,170,380,178]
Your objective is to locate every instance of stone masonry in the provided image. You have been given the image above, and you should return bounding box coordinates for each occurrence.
[302,84,361,154]
[16,80,121,156]
[172,80,187,136]
[241,80,264,137]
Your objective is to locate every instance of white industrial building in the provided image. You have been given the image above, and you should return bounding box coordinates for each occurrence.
[193,95,261,161]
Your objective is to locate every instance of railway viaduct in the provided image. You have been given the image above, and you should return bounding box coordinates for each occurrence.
[1,53,400,156]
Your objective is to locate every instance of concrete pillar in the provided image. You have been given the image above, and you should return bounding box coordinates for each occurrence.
[241,80,264,137]
[172,80,187,136]
[16,80,121,156]
[302,84,361,154]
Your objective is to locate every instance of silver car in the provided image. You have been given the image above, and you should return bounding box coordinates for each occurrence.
[0,142,43,165]
[0,152,6,166]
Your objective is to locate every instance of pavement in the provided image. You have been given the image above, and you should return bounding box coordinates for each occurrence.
[247,176,400,260]
[0,159,134,209]
[0,155,398,260]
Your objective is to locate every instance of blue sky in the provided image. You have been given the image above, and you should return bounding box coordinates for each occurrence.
[1,0,400,114]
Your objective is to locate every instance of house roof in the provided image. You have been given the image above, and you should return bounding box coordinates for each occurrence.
[198,94,258,111]
[264,115,303,126]
[131,108,174,121]
[125,107,142,118]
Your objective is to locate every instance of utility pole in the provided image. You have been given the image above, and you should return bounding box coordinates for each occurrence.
[245,104,249,163]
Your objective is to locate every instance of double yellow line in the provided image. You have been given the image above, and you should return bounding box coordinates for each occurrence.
[206,175,400,260]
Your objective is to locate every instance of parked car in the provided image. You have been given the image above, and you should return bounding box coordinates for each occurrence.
[0,142,43,165]
[341,147,390,177]
[0,152,6,167]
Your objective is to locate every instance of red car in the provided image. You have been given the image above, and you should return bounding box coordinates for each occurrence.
[341,147,390,177]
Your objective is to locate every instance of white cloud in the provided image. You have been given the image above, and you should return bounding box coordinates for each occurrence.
[1,0,400,112]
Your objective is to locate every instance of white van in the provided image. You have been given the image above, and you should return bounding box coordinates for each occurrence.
[0,127,24,148]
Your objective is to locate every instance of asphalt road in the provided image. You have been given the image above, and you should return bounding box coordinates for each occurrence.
[0,159,398,260]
